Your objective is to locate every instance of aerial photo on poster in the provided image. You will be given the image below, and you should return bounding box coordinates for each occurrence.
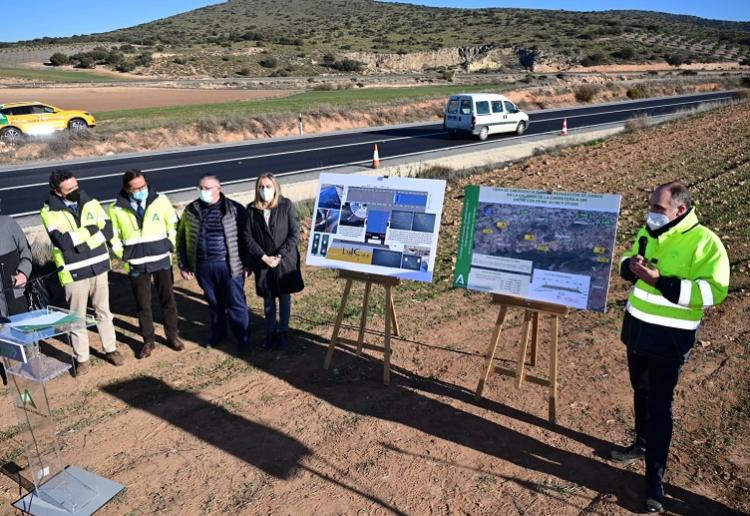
[305,173,446,282]
[453,186,621,311]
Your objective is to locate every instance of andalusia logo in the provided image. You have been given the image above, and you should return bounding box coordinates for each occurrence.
[152,213,160,222]
[21,389,37,409]
[0,112,8,126]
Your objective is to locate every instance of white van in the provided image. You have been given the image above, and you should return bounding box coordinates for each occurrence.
[443,93,529,140]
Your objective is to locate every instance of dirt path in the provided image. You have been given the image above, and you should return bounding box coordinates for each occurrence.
[0,102,748,515]
[0,87,297,112]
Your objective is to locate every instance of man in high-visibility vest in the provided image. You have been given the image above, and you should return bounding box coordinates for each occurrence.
[612,181,730,513]
[110,169,184,359]
[40,170,124,376]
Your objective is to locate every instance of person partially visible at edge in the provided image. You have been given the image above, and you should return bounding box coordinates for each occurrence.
[177,174,252,352]
[0,198,31,386]
[109,169,184,359]
[243,173,304,348]
[611,181,730,514]
[39,170,124,376]
[0,199,32,318]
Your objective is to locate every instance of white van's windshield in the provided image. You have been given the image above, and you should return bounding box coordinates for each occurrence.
[446,99,460,114]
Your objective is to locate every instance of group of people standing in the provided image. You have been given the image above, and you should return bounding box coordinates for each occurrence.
[38,169,303,376]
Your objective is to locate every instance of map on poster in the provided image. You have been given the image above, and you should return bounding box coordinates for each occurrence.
[305,173,447,282]
[453,186,621,312]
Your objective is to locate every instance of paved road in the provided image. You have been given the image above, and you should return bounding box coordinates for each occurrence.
[0,90,736,217]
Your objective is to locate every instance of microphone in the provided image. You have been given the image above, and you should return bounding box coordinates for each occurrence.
[637,236,648,258]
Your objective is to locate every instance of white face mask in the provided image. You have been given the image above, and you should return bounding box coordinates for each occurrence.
[260,187,275,202]
[646,211,671,231]
[199,188,215,204]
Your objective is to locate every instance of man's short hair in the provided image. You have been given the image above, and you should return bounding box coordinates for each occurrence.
[122,169,145,189]
[49,169,75,192]
[198,174,220,186]
[657,181,692,210]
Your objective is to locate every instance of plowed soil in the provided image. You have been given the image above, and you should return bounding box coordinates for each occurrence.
[1,102,748,515]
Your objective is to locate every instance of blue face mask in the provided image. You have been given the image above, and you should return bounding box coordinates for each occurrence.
[132,188,148,202]
[646,211,671,231]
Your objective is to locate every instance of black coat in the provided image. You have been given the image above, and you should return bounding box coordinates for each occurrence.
[243,197,304,297]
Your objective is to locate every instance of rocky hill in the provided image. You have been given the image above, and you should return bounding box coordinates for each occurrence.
[5,0,750,77]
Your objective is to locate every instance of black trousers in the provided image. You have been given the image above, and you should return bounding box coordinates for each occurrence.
[627,349,682,502]
[129,268,179,344]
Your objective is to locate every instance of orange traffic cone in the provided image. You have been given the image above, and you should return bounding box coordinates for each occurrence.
[560,118,568,136]
[372,143,381,168]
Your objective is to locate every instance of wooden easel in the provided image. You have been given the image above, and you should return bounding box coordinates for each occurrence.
[475,294,569,423]
[323,270,401,385]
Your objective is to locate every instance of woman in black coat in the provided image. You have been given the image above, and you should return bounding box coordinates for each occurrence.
[244,173,304,347]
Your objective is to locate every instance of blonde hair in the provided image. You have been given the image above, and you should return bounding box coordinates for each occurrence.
[253,173,282,209]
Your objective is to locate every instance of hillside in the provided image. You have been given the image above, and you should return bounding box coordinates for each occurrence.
[4,0,750,78]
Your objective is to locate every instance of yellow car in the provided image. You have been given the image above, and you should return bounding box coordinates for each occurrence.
[0,101,95,143]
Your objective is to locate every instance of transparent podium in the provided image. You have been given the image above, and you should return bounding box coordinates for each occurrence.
[0,307,123,515]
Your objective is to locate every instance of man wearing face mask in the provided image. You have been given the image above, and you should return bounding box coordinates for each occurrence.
[110,169,183,359]
[611,181,729,513]
[40,170,124,376]
[176,175,251,352]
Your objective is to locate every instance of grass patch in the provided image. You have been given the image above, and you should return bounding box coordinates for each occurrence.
[94,83,509,125]
[0,66,127,83]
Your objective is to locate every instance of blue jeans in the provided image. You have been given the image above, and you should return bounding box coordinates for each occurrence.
[263,294,291,335]
[196,261,250,350]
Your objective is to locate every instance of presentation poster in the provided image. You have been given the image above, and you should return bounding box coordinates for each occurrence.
[305,173,447,282]
[453,186,621,312]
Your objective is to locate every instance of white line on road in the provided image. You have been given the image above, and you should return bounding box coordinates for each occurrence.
[2,94,732,194]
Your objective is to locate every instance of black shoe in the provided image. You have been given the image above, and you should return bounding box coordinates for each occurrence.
[208,334,227,348]
[277,331,289,348]
[610,443,646,465]
[138,341,155,359]
[645,498,664,513]
[264,330,277,349]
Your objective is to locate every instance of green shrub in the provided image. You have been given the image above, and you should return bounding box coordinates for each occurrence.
[626,84,651,99]
[573,84,599,102]
[580,53,606,67]
[259,56,278,68]
[49,53,70,66]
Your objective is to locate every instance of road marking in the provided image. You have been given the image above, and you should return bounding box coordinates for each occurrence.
[2,93,733,195]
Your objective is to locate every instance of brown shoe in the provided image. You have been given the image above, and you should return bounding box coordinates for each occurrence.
[105,350,125,366]
[74,360,90,377]
[138,341,155,359]
[169,338,185,351]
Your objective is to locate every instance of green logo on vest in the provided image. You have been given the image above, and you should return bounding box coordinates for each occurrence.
[152,213,160,222]
[21,389,37,409]
[87,212,95,221]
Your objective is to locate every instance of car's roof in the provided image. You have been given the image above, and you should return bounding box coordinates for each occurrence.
[450,93,510,98]
[0,101,50,109]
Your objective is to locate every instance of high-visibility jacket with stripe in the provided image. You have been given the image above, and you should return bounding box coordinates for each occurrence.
[620,208,729,332]
[40,191,112,286]
[109,190,178,273]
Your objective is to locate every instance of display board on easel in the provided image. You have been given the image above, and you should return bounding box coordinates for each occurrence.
[306,173,447,383]
[454,186,621,421]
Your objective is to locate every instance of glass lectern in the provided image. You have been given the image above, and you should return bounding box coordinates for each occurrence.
[0,307,124,515]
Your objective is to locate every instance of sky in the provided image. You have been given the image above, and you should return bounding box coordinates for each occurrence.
[2,0,748,43]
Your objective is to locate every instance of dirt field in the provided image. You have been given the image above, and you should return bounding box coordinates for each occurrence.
[0,87,297,112]
[1,101,749,516]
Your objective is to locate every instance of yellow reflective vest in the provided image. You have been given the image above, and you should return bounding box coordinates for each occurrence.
[621,208,730,331]
[40,192,112,286]
[109,190,178,273]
